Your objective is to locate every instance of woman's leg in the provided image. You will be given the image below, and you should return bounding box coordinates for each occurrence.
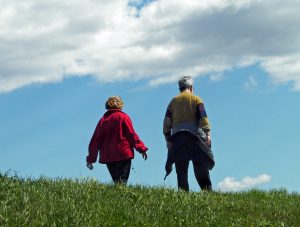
[106,159,132,185]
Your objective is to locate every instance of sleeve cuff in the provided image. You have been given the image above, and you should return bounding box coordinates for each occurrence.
[202,128,210,133]
[164,132,172,142]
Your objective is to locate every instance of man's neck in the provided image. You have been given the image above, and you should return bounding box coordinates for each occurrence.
[181,88,193,94]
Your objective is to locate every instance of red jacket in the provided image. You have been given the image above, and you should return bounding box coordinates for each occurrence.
[86,109,148,163]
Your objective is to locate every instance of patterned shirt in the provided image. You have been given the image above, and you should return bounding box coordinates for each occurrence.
[163,91,210,140]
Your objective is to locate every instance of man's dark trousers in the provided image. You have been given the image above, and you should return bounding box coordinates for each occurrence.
[171,132,212,191]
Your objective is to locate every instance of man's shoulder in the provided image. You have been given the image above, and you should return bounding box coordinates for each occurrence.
[174,92,203,103]
[194,95,203,103]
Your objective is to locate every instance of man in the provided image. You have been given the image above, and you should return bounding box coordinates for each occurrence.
[163,76,214,191]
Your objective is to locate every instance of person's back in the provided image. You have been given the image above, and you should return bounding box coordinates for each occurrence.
[170,92,198,124]
[164,80,210,140]
[167,91,210,138]
[98,109,136,163]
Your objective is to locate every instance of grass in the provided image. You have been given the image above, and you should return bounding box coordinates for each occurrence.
[1,172,300,226]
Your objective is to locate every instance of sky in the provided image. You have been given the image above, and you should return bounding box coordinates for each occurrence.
[1,0,300,192]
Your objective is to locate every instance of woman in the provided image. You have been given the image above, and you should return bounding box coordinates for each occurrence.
[86,96,148,185]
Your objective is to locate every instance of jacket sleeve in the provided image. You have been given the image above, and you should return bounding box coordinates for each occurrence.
[196,98,211,132]
[86,120,102,163]
[123,115,148,153]
[163,101,173,141]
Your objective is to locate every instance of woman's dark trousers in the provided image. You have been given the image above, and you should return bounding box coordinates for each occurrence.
[106,158,131,185]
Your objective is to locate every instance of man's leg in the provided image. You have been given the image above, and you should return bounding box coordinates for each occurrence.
[175,160,190,191]
[192,160,212,191]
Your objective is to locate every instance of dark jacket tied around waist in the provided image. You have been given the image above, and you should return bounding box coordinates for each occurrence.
[166,131,215,171]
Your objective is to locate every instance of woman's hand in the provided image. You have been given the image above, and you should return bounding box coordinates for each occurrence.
[141,152,148,160]
[86,162,94,170]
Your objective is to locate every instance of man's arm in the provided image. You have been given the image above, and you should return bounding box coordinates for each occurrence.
[163,103,173,141]
[196,100,211,146]
[163,103,173,150]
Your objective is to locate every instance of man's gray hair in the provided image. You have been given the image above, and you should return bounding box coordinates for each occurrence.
[178,76,193,90]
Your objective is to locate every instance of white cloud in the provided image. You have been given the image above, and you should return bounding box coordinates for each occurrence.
[0,0,300,92]
[244,75,257,91]
[218,174,271,192]
[210,73,225,82]
[260,55,300,91]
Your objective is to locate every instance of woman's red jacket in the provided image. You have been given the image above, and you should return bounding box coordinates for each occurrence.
[86,109,148,163]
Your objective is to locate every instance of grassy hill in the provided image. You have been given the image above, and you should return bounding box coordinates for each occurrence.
[1,173,300,226]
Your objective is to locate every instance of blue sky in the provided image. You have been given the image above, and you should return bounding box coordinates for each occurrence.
[1,0,300,192]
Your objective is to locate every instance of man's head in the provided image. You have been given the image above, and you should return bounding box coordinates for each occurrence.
[178,76,193,92]
[105,96,124,110]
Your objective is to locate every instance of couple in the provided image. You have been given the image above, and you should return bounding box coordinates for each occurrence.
[86,76,214,192]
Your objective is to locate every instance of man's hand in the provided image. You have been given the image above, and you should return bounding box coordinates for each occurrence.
[205,133,211,147]
[141,152,148,160]
[86,162,94,170]
[166,141,173,150]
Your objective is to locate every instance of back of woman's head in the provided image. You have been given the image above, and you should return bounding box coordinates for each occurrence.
[105,96,124,110]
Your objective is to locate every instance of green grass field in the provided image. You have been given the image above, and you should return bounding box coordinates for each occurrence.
[1,172,300,226]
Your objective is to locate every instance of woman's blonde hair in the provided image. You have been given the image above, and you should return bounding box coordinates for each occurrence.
[105,96,124,110]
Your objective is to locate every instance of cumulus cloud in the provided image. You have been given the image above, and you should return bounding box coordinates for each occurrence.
[218,174,271,192]
[0,0,300,92]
